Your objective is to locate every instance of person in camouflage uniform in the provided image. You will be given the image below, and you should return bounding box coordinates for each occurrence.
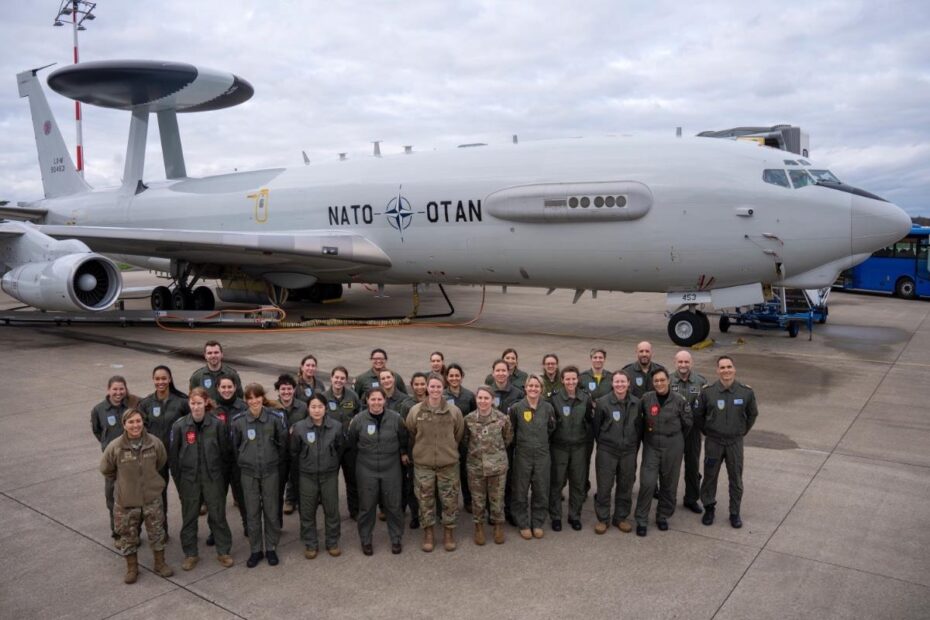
[91,376,132,539]
[406,374,465,552]
[463,385,513,545]
[100,409,174,584]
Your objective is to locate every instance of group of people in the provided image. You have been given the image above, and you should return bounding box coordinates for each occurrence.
[94,340,759,584]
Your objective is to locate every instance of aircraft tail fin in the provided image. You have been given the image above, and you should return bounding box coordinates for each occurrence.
[17,66,91,199]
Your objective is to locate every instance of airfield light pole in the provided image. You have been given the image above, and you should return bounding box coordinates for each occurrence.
[53,0,96,177]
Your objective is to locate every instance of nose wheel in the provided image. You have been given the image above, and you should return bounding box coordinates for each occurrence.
[667,310,710,347]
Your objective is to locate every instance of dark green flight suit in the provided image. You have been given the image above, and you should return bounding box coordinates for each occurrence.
[593,392,642,525]
[91,397,128,535]
[670,371,707,506]
[281,397,308,509]
[391,394,419,522]
[509,398,557,530]
[297,376,328,401]
[445,386,477,507]
[695,381,758,516]
[548,388,593,523]
[189,364,242,403]
[323,386,362,518]
[354,369,407,401]
[485,368,528,390]
[212,398,247,532]
[169,413,234,558]
[140,391,189,531]
[579,369,613,492]
[290,416,345,551]
[347,408,409,547]
[634,391,692,527]
[542,374,562,399]
[230,408,287,553]
[621,361,666,399]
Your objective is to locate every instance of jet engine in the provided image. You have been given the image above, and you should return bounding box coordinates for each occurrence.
[1,253,122,311]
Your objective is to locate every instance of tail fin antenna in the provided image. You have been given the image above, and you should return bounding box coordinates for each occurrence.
[17,65,91,198]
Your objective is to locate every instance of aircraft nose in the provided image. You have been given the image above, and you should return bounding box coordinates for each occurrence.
[851,194,912,255]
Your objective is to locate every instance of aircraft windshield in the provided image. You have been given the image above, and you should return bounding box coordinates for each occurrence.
[762,169,791,188]
[809,169,841,183]
[788,169,815,188]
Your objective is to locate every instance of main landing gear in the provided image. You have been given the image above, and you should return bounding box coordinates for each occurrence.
[667,308,710,347]
[150,262,215,311]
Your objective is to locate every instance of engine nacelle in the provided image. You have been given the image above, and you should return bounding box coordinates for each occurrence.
[1,253,122,311]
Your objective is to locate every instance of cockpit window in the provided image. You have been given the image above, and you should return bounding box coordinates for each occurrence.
[798,159,811,166]
[783,159,799,165]
[763,169,791,188]
[809,169,841,183]
[788,169,814,188]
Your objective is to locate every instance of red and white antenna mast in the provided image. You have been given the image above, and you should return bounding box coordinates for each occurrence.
[53,0,96,177]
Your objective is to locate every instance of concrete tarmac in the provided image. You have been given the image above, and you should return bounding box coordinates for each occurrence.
[1,278,929,619]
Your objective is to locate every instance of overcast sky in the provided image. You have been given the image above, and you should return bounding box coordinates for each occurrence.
[1,0,928,215]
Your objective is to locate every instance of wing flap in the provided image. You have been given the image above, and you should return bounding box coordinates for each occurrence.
[38,225,392,273]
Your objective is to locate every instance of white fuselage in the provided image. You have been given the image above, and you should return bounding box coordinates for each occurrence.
[39,136,899,292]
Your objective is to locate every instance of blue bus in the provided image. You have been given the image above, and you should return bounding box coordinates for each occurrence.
[836,225,930,299]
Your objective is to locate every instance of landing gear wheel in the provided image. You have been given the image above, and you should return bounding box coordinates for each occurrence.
[151,286,173,311]
[787,321,800,338]
[192,286,215,311]
[895,277,916,299]
[667,311,709,347]
[719,315,731,333]
[696,310,710,337]
[172,288,193,311]
[817,306,828,324]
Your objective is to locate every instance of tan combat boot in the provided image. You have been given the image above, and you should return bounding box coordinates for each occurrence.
[124,553,138,584]
[153,549,174,577]
[444,527,457,552]
[421,526,435,552]
[474,523,486,546]
[493,524,505,544]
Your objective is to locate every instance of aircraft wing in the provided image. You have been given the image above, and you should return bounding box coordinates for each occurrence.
[0,205,48,222]
[37,225,392,274]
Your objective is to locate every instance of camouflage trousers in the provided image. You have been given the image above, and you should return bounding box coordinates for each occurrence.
[467,469,507,524]
[413,463,460,528]
[114,498,166,556]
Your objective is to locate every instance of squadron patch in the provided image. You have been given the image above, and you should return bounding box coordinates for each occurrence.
[612,410,621,421]
[307,431,316,443]
[152,406,161,418]
[305,387,313,398]
[635,377,644,387]
[588,382,597,391]
[247,428,256,441]
[493,397,501,407]
[523,410,533,423]
[186,430,196,445]
[367,424,376,435]
[329,401,337,411]
[717,399,726,410]
[107,415,117,426]
[203,378,213,389]
[562,406,571,416]
[216,412,227,423]
[649,405,659,416]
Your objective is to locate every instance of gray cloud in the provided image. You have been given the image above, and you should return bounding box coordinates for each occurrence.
[1,0,927,215]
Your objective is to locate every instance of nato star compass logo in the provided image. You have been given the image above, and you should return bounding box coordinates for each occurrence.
[380,188,424,242]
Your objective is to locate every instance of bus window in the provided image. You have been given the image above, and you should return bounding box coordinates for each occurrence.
[788,169,814,188]
[763,169,791,188]
[893,239,916,258]
[872,244,894,258]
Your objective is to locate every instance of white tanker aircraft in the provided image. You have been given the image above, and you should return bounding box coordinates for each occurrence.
[0,60,911,345]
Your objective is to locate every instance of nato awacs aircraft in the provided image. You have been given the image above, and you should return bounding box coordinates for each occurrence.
[0,60,911,345]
